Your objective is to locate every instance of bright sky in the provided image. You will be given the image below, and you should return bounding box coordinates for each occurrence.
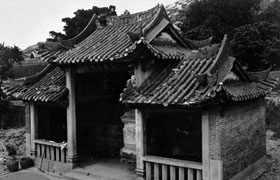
[0,0,176,50]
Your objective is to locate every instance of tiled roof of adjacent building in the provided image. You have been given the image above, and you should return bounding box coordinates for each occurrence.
[1,65,67,103]
[120,36,278,108]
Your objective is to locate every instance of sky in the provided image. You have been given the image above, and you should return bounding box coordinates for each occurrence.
[0,0,176,50]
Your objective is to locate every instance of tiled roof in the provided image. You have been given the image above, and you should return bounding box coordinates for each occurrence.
[223,80,277,101]
[36,49,65,62]
[1,66,67,103]
[120,36,278,108]
[45,5,191,64]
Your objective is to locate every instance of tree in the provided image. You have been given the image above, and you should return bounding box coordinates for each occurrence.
[48,5,116,41]
[231,22,277,71]
[0,43,23,116]
[180,0,261,42]
[180,0,280,71]
[0,43,23,79]
[231,1,280,70]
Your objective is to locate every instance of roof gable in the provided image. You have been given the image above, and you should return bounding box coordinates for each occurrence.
[45,4,191,64]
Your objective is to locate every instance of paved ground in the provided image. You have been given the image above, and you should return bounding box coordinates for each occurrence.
[0,169,71,180]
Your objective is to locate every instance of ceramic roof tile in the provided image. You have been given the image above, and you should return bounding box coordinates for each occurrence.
[2,66,67,103]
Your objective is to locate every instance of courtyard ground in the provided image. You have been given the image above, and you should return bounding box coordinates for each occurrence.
[0,128,279,179]
[251,132,280,180]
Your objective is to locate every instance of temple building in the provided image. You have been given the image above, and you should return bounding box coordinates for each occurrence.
[2,4,277,180]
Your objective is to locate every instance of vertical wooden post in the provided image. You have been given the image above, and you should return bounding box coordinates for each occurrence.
[135,109,146,176]
[134,60,148,176]
[66,67,78,169]
[30,102,38,157]
[25,103,31,156]
[202,111,210,180]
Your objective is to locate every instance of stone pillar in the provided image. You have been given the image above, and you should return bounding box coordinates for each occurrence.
[120,110,136,163]
[66,68,78,169]
[30,102,38,157]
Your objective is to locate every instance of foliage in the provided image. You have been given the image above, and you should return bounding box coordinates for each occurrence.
[48,5,116,41]
[256,0,280,24]
[0,44,23,79]
[180,0,261,42]
[0,43,23,116]
[231,21,279,70]
[231,1,280,71]
[180,0,280,71]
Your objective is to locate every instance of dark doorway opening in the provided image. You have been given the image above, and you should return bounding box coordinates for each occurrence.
[76,71,130,160]
[146,112,202,162]
[37,104,67,142]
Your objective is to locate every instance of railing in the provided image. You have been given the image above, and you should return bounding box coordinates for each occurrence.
[34,140,67,163]
[143,156,202,180]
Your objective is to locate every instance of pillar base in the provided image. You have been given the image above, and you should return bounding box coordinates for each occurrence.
[136,168,145,177]
[67,155,78,169]
[31,149,37,157]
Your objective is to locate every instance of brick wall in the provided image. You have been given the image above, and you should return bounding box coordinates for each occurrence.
[208,98,266,180]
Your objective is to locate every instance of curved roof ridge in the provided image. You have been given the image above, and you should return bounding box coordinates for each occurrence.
[6,65,56,87]
[207,35,229,75]
[184,36,213,49]
[23,64,56,85]
[142,4,170,35]
[106,4,161,26]
[58,14,98,49]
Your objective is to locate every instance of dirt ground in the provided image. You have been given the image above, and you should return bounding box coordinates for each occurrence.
[0,128,25,175]
[251,132,280,180]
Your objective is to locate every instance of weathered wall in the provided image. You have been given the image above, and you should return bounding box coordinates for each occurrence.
[208,98,266,180]
[0,101,25,129]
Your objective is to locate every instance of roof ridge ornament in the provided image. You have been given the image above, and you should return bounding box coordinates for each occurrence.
[57,14,98,49]
[196,35,229,87]
[106,4,160,26]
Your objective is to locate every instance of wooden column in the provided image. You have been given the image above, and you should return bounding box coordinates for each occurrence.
[25,103,31,156]
[134,61,149,176]
[66,68,78,169]
[202,111,210,180]
[135,109,146,176]
[30,102,38,157]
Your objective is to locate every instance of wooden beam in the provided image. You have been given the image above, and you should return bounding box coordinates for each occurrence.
[202,111,210,180]
[66,68,78,169]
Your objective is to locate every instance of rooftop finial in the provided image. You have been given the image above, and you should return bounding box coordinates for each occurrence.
[123,9,130,15]
[95,19,102,29]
